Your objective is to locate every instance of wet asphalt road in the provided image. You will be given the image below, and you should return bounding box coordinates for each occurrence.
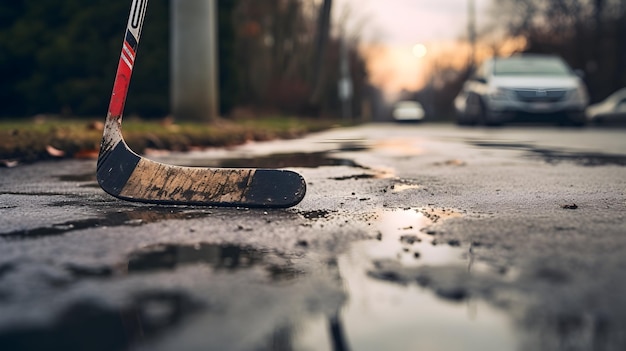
[1,123,626,351]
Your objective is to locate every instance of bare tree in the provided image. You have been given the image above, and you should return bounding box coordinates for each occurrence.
[227,0,368,117]
[309,0,333,106]
[233,0,317,110]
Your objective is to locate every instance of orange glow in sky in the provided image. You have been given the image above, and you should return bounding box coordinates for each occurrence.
[361,44,432,95]
[333,0,493,96]
[360,41,475,96]
[360,37,528,96]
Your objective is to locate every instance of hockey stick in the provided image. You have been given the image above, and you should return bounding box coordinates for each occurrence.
[97,0,306,208]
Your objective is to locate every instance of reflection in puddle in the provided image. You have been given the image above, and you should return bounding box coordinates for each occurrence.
[0,291,201,351]
[373,138,425,156]
[127,243,302,281]
[365,208,466,267]
[391,183,422,192]
[291,312,351,351]
[331,208,517,350]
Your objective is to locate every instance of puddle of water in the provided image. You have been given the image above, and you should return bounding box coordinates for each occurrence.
[363,208,466,267]
[469,140,626,167]
[218,152,361,168]
[336,142,370,153]
[291,312,351,351]
[0,208,212,240]
[330,174,376,181]
[58,173,96,182]
[537,151,626,167]
[337,275,516,351]
[155,139,374,170]
[300,209,333,220]
[323,208,518,351]
[126,243,302,282]
[319,139,371,152]
[372,138,425,156]
[164,152,364,169]
[0,291,201,351]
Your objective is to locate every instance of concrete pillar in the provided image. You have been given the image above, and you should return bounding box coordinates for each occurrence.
[171,0,219,121]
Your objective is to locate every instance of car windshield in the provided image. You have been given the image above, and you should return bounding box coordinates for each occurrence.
[493,57,571,76]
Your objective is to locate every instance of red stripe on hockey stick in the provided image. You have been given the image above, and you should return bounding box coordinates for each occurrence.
[108,53,133,118]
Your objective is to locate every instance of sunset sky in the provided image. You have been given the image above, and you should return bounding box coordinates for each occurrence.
[332,0,492,95]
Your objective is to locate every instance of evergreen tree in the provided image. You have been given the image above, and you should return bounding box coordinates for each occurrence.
[0,0,169,118]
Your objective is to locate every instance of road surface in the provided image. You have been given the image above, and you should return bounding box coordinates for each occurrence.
[1,123,625,350]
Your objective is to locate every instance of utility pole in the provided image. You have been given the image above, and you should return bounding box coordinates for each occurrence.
[171,0,219,121]
[310,0,333,106]
[617,0,626,89]
[338,32,353,121]
[468,0,477,68]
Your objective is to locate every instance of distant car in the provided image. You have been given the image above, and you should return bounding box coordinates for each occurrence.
[587,88,626,125]
[454,54,589,126]
[392,100,425,122]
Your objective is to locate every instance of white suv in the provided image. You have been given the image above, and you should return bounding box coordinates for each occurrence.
[455,54,589,126]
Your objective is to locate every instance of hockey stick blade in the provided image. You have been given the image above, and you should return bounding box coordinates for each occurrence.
[97,0,306,208]
[97,128,306,208]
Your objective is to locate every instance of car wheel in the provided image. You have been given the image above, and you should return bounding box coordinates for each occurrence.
[565,112,587,127]
[593,116,604,125]
[461,94,483,126]
[480,104,507,127]
[475,99,502,126]
[485,119,503,127]
[568,120,586,127]
[456,112,474,126]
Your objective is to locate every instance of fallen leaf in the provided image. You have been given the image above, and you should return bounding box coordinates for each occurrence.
[86,121,104,131]
[46,145,65,157]
[0,159,19,168]
[74,149,99,159]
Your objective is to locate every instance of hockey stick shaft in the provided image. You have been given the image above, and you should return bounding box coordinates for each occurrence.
[109,0,147,121]
[99,0,147,155]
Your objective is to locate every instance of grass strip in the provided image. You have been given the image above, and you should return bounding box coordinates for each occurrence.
[0,116,341,165]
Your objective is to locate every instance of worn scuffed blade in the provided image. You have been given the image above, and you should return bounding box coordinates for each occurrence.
[97,139,306,208]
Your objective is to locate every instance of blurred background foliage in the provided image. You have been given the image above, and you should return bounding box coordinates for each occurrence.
[0,0,367,120]
[1,0,625,120]
[0,0,169,118]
